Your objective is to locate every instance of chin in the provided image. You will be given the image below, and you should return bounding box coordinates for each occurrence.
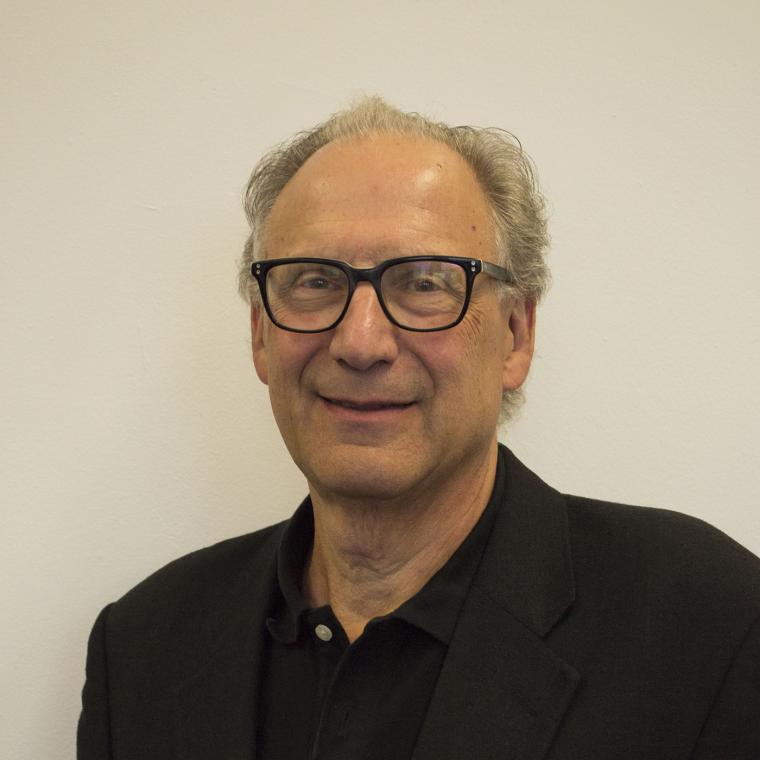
[297,445,426,503]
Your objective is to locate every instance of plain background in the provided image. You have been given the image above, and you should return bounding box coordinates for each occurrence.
[2,1,758,757]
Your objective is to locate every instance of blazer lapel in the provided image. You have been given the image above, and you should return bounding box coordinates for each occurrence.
[173,529,282,760]
[414,449,581,760]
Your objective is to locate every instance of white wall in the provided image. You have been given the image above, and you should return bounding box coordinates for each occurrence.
[2,1,758,756]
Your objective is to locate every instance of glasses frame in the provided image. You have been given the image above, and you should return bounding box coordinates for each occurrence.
[251,255,513,334]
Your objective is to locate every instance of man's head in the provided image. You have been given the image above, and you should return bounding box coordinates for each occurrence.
[240,98,549,503]
[240,97,549,422]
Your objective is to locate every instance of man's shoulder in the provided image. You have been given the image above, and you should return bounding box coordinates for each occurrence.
[564,493,759,566]
[108,519,287,632]
[563,494,760,617]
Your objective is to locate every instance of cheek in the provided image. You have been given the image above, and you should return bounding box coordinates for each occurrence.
[457,301,512,364]
[266,333,330,395]
[442,306,512,406]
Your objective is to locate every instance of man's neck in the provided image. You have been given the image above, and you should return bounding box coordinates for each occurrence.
[303,441,499,642]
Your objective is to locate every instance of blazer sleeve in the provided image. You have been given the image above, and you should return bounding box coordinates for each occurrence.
[77,604,114,760]
[691,612,760,759]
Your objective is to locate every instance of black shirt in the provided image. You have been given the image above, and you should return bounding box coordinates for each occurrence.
[257,459,505,760]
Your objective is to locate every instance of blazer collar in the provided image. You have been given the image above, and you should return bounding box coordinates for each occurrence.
[477,446,576,636]
[413,446,580,760]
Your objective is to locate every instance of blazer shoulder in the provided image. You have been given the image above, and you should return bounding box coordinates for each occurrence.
[110,519,287,627]
[564,495,760,619]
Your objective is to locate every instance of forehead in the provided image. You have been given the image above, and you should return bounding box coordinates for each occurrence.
[261,133,495,260]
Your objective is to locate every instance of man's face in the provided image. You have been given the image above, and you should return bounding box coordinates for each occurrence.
[251,134,534,504]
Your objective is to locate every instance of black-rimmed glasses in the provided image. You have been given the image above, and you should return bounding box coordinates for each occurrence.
[250,255,512,333]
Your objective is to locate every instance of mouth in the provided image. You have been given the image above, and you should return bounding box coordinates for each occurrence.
[320,396,415,412]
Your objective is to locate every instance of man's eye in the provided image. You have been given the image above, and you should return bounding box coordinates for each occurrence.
[411,277,442,292]
[294,272,341,290]
[299,276,331,289]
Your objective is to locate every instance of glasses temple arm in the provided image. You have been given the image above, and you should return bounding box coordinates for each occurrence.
[480,260,512,283]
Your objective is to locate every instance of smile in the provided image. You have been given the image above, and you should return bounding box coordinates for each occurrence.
[320,396,415,412]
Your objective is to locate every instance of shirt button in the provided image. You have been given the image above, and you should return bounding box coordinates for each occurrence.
[314,623,333,642]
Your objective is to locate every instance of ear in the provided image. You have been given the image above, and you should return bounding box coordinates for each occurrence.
[502,299,536,391]
[250,303,269,385]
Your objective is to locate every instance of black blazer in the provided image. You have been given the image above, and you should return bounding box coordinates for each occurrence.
[78,448,760,759]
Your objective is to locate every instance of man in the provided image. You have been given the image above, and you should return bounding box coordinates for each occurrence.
[78,97,760,759]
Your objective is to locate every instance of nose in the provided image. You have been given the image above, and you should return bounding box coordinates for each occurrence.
[328,283,400,369]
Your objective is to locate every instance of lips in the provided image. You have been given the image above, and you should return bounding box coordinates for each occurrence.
[320,396,414,411]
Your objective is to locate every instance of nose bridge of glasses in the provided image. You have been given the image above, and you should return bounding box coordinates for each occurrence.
[345,281,388,325]
[344,263,387,308]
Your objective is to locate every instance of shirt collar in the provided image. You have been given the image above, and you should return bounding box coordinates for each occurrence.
[267,450,506,646]
[266,497,315,644]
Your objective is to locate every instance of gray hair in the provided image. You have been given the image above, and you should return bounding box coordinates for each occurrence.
[238,96,550,423]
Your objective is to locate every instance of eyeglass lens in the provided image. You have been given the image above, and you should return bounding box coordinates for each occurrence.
[265,260,468,331]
